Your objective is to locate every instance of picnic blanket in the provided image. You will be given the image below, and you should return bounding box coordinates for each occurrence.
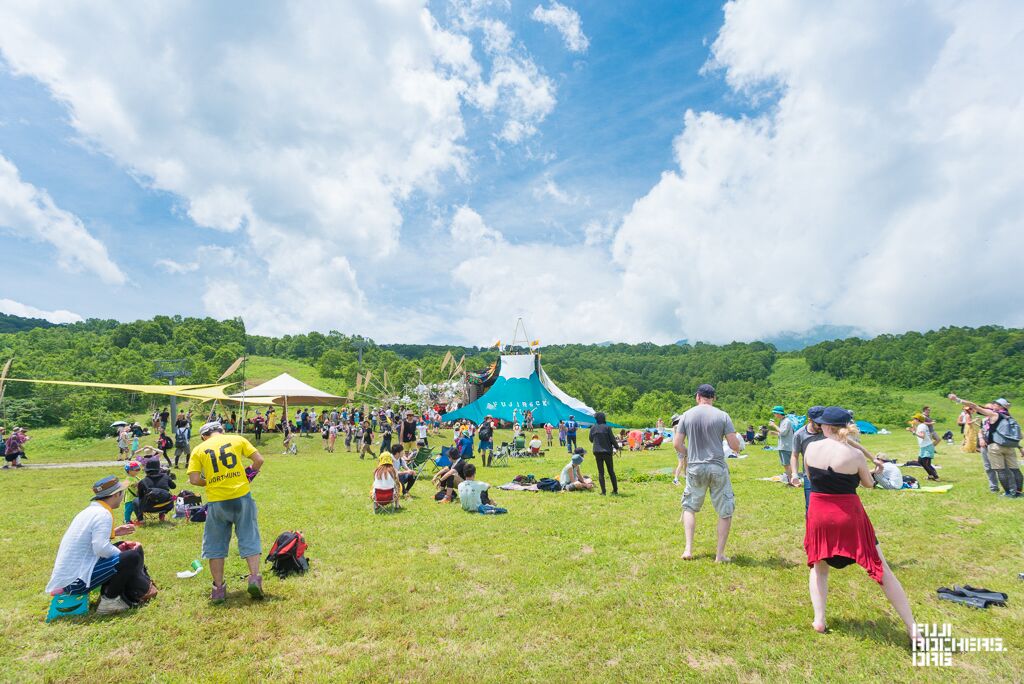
[904,484,953,493]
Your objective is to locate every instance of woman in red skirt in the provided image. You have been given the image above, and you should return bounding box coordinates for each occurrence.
[804,406,919,645]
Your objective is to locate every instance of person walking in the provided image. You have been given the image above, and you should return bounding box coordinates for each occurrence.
[768,405,796,486]
[802,407,919,645]
[672,384,740,563]
[564,415,579,453]
[588,412,620,495]
[187,421,265,603]
[789,406,826,510]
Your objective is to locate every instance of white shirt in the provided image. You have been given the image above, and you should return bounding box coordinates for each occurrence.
[46,502,121,593]
[877,462,903,489]
[915,423,932,448]
[529,438,542,450]
[373,473,396,491]
[458,480,490,511]
[416,424,427,439]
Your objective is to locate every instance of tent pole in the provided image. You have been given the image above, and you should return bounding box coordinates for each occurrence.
[240,356,246,435]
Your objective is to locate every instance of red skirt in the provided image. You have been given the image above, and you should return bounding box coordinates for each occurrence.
[804,492,884,584]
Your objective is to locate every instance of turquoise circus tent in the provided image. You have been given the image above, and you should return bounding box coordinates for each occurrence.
[442,354,604,426]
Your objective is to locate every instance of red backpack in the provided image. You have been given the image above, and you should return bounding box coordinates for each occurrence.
[265,531,309,578]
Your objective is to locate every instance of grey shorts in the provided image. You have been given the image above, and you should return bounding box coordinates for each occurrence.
[682,463,735,518]
[202,493,261,559]
[778,449,792,467]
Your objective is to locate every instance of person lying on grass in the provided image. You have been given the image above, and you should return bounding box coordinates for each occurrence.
[46,475,157,615]
[559,449,594,491]
[458,463,507,514]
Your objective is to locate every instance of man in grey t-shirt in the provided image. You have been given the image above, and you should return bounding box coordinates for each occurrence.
[769,405,796,485]
[672,384,741,563]
[789,406,826,511]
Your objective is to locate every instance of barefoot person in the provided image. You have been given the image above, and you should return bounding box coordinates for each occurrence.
[673,384,740,562]
[187,421,265,603]
[46,476,157,614]
[803,406,919,644]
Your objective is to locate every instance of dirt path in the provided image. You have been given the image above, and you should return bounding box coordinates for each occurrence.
[14,461,127,470]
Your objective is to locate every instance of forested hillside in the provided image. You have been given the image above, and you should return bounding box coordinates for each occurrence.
[1,315,1019,434]
[0,312,57,333]
[804,326,1024,398]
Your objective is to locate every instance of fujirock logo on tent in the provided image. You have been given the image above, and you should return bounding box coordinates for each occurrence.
[486,400,551,411]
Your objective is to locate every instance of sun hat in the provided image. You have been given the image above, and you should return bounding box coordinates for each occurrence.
[696,384,716,398]
[911,412,926,422]
[817,406,854,427]
[571,453,584,465]
[378,453,393,466]
[91,475,129,500]
[771,405,786,415]
[199,421,223,436]
[806,406,825,422]
[994,398,1010,409]
[670,414,681,427]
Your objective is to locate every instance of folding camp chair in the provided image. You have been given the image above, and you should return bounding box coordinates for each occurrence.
[490,442,511,467]
[434,447,453,471]
[371,487,400,513]
[411,446,435,477]
[511,436,529,458]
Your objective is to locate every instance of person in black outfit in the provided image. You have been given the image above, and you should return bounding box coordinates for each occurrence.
[588,412,620,495]
[137,461,177,523]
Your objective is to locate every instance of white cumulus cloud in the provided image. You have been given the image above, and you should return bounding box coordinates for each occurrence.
[607,0,1024,342]
[531,2,589,53]
[0,298,83,324]
[0,154,125,285]
[0,1,560,337]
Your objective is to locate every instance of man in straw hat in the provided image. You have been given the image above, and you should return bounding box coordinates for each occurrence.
[46,475,157,614]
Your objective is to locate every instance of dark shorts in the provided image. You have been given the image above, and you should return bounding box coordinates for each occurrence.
[5,452,22,462]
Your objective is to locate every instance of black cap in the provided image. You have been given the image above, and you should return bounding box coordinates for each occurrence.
[696,384,716,399]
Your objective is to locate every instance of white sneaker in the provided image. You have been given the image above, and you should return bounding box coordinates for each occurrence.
[96,594,131,614]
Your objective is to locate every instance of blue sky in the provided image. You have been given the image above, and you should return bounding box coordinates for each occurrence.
[1,1,1021,343]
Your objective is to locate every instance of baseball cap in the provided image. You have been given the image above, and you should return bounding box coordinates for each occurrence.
[994,398,1010,409]
[696,384,716,398]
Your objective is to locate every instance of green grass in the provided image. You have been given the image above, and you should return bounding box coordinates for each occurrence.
[2,426,1021,682]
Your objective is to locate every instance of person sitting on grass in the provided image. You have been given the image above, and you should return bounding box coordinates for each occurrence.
[433,449,469,503]
[372,453,401,509]
[46,476,157,615]
[559,449,594,491]
[390,444,418,498]
[458,463,507,514]
[529,434,543,455]
[136,459,177,524]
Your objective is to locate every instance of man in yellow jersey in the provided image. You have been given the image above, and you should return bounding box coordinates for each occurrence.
[188,421,265,603]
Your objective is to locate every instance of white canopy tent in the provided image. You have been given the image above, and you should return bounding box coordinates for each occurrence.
[230,373,345,421]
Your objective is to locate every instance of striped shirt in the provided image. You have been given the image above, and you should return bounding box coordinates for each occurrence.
[46,502,121,594]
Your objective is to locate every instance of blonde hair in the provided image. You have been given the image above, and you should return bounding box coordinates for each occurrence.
[822,422,860,443]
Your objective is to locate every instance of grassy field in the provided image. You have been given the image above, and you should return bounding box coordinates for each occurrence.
[2,420,1022,682]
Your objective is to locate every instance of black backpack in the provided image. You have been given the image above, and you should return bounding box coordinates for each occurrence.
[537,477,562,492]
[142,487,173,512]
[265,531,309,578]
